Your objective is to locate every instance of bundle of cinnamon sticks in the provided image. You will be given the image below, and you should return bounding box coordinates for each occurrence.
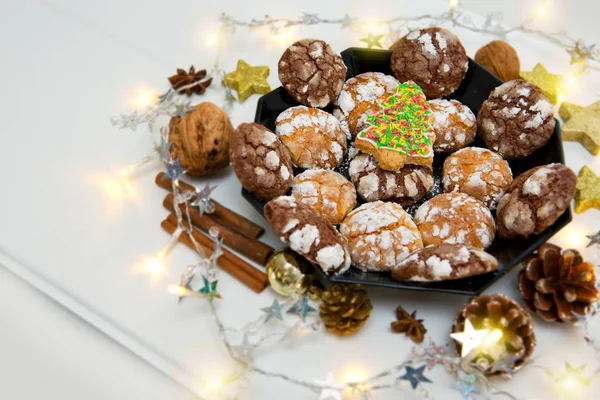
[156,172,271,293]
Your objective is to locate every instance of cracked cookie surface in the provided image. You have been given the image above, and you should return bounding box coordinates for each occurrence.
[229,123,293,201]
[340,201,423,272]
[390,27,468,99]
[278,39,347,108]
[496,164,576,238]
[429,99,476,153]
[477,79,555,159]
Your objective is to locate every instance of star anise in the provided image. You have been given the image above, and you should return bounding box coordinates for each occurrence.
[168,65,212,96]
[391,306,427,344]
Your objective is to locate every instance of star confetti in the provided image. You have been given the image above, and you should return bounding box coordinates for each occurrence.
[163,158,185,181]
[199,275,221,301]
[559,101,600,155]
[450,319,490,358]
[451,370,479,400]
[314,372,343,400]
[567,41,596,66]
[575,166,600,213]
[286,296,316,321]
[222,60,271,102]
[191,184,217,214]
[399,365,432,389]
[261,298,284,323]
[520,63,563,104]
[587,231,600,248]
[359,32,384,49]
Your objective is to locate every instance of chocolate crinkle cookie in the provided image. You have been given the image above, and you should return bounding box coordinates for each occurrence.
[391,244,498,282]
[229,123,293,201]
[390,27,468,99]
[264,196,352,275]
[278,39,347,108]
[496,164,576,239]
[349,152,433,205]
[478,79,555,159]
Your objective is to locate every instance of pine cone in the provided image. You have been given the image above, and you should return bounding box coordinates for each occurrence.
[391,306,427,344]
[452,294,536,376]
[319,284,372,335]
[519,243,599,323]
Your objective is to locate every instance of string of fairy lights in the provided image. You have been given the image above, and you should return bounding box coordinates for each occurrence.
[110,1,600,399]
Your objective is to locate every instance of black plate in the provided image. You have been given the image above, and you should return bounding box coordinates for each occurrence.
[245,47,570,296]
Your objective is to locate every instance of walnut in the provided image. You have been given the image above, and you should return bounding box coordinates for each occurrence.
[168,102,233,176]
[475,40,520,81]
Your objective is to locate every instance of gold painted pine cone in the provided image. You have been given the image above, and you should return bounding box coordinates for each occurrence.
[452,293,536,376]
[519,243,599,323]
[319,283,372,335]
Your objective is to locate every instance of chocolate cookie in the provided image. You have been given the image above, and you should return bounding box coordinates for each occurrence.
[333,72,400,138]
[391,244,498,281]
[340,201,423,272]
[478,79,555,159]
[278,39,347,108]
[275,106,347,169]
[264,196,352,274]
[348,152,433,205]
[429,99,476,153]
[443,147,512,209]
[229,123,293,201]
[390,27,468,99]
[496,164,576,239]
[415,193,496,249]
[291,169,357,225]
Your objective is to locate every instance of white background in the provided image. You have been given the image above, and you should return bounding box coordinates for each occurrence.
[1,0,600,399]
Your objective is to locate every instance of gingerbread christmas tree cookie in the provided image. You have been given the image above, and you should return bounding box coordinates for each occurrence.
[355,81,435,171]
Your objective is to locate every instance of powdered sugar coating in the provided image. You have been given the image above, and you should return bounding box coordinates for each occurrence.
[275,106,347,169]
[340,201,423,271]
[428,99,476,153]
[291,169,357,225]
[414,193,496,249]
[333,72,400,138]
[442,147,513,208]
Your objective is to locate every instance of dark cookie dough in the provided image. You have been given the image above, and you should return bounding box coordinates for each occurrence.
[477,79,555,159]
[229,123,293,201]
[390,27,468,99]
[348,152,433,205]
[264,196,351,274]
[278,39,347,108]
[496,164,576,239]
[391,243,498,281]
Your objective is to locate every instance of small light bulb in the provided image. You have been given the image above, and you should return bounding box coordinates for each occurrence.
[135,90,157,107]
[168,285,186,296]
[204,379,221,392]
[145,257,164,274]
[206,32,219,47]
[449,0,459,9]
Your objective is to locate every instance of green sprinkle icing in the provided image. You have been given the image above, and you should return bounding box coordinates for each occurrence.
[358,81,433,156]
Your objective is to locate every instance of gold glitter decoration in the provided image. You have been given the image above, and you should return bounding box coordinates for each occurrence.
[519,63,563,104]
[559,101,600,155]
[222,60,271,102]
[575,166,600,213]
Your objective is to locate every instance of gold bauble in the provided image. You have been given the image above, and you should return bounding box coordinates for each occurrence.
[266,248,306,297]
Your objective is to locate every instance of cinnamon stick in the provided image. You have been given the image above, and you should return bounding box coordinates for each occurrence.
[163,194,274,265]
[161,217,268,293]
[155,172,264,239]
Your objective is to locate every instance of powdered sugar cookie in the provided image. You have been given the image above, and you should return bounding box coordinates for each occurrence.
[429,99,476,153]
[333,72,400,138]
[275,106,347,169]
[291,169,356,224]
[340,201,423,272]
[414,193,496,249]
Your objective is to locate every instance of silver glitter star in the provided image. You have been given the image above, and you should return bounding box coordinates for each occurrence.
[155,133,172,162]
[191,184,217,214]
[173,101,194,118]
[163,158,185,181]
[261,298,284,323]
[300,12,319,24]
[586,231,600,248]
[340,14,356,29]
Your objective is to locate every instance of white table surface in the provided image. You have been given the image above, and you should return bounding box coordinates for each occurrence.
[2,0,600,399]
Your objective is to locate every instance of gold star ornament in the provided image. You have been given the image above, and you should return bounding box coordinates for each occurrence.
[559,101,600,155]
[519,63,563,104]
[575,166,600,213]
[222,60,271,102]
[360,32,384,49]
